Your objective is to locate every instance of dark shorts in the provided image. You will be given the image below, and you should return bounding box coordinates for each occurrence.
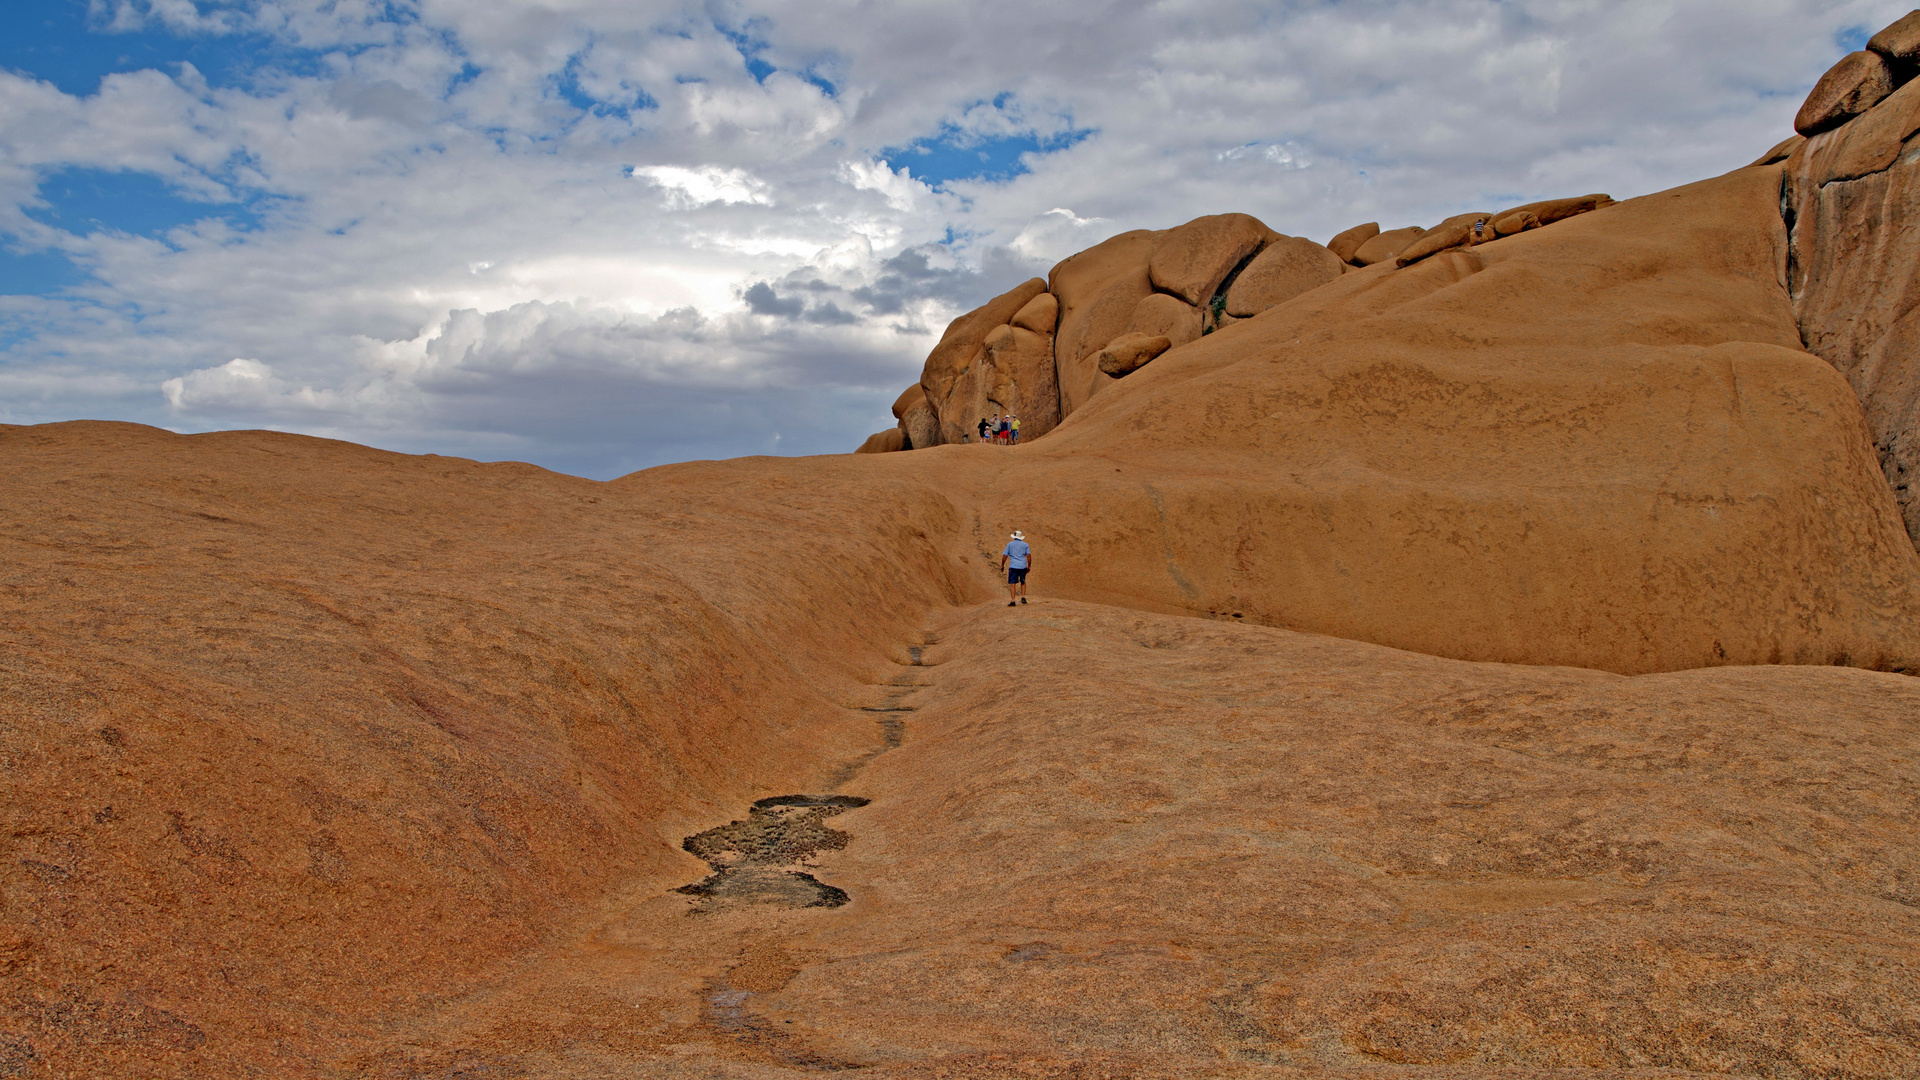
[1008,567,1028,584]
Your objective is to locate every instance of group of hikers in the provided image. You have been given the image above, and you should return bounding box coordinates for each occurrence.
[975,414,1020,444]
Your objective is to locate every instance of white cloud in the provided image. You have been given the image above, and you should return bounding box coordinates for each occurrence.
[632,165,774,208]
[5,0,1914,475]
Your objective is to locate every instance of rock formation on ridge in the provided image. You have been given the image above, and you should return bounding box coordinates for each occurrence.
[861,195,1619,458]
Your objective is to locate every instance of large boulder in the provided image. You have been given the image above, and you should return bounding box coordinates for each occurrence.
[1327,222,1380,264]
[1147,213,1270,306]
[855,428,905,454]
[900,395,941,451]
[1125,292,1203,347]
[917,278,1050,444]
[1225,236,1346,316]
[1051,229,1162,418]
[982,323,1063,439]
[891,382,925,420]
[1352,226,1426,266]
[1010,291,1059,335]
[1868,10,1920,67]
[1793,75,1920,186]
[1786,74,1920,550]
[1095,333,1172,377]
[1795,50,1897,136]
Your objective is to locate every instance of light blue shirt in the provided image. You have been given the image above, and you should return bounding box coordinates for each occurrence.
[1003,539,1030,568]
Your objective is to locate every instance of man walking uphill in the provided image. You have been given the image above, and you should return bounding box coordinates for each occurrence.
[1000,531,1031,606]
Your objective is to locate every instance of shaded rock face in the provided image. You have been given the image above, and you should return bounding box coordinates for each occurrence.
[1786,19,1920,551]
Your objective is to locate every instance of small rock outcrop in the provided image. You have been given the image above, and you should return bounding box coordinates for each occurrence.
[855,428,905,454]
[1095,333,1171,377]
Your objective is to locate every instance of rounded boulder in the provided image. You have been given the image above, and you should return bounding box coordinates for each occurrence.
[1352,226,1427,267]
[1327,222,1381,264]
[1095,334,1173,378]
[1796,50,1897,136]
[1225,236,1346,317]
[1147,213,1270,306]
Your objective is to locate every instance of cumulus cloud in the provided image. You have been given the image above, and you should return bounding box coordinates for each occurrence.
[1,0,1910,476]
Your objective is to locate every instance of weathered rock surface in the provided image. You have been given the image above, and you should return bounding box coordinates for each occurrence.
[1786,76,1920,551]
[1796,49,1897,136]
[1095,332,1172,377]
[980,322,1063,437]
[1327,221,1380,263]
[1146,212,1269,306]
[330,599,1920,1079]
[1351,225,1426,266]
[900,394,940,450]
[1124,291,1203,347]
[1225,235,1346,316]
[1051,229,1162,418]
[0,423,968,1077]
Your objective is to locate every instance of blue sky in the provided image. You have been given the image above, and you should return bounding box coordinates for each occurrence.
[0,0,1907,477]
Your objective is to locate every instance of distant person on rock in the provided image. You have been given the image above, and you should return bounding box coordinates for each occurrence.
[978,416,991,443]
[1011,416,1021,444]
[1000,531,1031,606]
[998,415,1011,444]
